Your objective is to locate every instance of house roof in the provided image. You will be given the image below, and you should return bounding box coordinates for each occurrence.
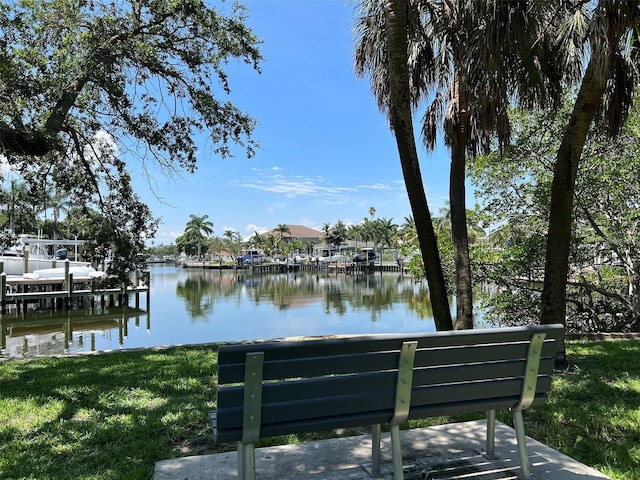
[266,224,323,240]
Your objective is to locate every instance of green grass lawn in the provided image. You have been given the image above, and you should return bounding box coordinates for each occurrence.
[1,340,639,480]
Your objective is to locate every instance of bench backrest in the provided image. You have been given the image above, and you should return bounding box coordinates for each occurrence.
[214,324,563,444]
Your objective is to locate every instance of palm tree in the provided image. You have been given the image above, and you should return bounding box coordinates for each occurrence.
[541,2,640,368]
[275,223,290,240]
[3,179,30,233]
[323,221,348,252]
[377,217,399,267]
[223,229,243,264]
[250,231,264,253]
[354,0,576,329]
[184,214,214,260]
[46,186,71,242]
[348,223,364,250]
[399,216,417,245]
[274,224,291,255]
[361,218,375,250]
[303,240,315,256]
[355,0,452,330]
[261,233,279,258]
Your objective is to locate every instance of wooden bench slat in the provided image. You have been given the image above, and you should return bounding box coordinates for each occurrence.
[215,373,553,435]
[217,358,555,414]
[412,357,555,385]
[218,391,395,431]
[413,339,557,368]
[222,371,398,405]
[410,376,553,407]
[214,408,394,444]
[219,350,402,383]
[217,325,562,366]
[218,336,558,384]
[406,393,549,420]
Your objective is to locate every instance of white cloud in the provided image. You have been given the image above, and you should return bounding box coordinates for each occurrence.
[231,172,356,199]
[357,182,392,191]
[151,230,181,244]
[222,226,240,235]
[244,223,269,235]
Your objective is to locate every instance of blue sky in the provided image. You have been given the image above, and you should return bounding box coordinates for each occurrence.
[133,0,456,245]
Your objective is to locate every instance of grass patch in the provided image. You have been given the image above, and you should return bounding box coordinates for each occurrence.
[1,340,639,479]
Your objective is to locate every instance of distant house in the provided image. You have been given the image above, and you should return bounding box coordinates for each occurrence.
[264,224,324,245]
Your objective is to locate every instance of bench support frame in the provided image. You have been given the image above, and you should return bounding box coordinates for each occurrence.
[511,331,546,479]
[237,352,264,480]
[484,331,546,479]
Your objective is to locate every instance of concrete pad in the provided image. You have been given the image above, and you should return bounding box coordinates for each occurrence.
[154,420,611,480]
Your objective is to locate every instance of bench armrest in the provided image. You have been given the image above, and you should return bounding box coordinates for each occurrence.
[513,331,546,411]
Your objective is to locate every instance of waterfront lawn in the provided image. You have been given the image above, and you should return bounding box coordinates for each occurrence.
[1,340,639,480]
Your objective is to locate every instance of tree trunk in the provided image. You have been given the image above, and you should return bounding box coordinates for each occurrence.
[541,58,607,368]
[450,144,473,329]
[450,71,473,330]
[385,0,453,331]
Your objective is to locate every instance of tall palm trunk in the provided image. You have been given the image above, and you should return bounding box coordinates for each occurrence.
[451,142,473,329]
[541,2,634,369]
[450,71,474,330]
[541,50,609,368]
[385,0,453,331]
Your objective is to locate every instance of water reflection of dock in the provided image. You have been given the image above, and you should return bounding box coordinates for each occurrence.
[0,306,150,358]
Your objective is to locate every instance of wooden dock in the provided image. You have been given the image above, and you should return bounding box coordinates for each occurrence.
[181,262,405,274]
[0,272,150,314]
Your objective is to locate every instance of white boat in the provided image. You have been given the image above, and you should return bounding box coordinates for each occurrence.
[23,265,107,280]
[0,235,92,276]
[318,253,347,264]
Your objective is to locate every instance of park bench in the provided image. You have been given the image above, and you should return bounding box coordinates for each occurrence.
[211,324,564,479]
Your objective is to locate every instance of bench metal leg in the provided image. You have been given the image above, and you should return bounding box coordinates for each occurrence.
[237,442,256,480]
[371,424,381,477]
[512,410,531,479]
[390,424,404,480]
[485,410,497,459]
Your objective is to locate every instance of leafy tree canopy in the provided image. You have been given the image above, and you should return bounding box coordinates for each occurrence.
[0,0,261,164]
[472,96,640,333]
[0,0,262,274]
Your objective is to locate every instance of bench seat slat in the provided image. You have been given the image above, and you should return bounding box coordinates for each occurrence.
[413,340,557,369]
[412,357,554,385]
[410,376,553,408]
[218,335,560,384]
[407,393,549,420]
[219,350,402,383]
[213,389,552,444]
[218,370,397,404]
[217,389,396,431]
[217,325,563,382]
[213,408,395,444]
[215,374,552,434]
[217,358,554,413]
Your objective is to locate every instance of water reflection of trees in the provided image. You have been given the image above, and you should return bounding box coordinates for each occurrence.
[176,270,246,319]
[175,270,436,322]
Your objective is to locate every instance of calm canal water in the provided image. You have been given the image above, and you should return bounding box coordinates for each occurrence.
[0,264,446,359]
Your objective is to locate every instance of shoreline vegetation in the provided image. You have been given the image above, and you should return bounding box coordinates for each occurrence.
[1,340,639,480]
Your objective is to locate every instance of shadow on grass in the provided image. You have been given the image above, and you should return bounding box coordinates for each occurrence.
[0,346,220,480]
[523,340,640,479]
